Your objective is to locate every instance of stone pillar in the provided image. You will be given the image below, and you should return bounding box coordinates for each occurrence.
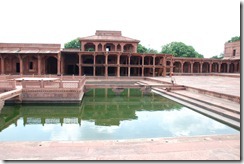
[218,63,221,73]
[95,43,98,52]
[117,54,120,77]
[227,63,230,73]
[200,62,203,73]
[57,52,61,75]
[128,55,131,77]
[190,62,193,73]
[153,55,156,77]
[81,42,85,51]
[1,57,4,74]
[101,43,105,52]
[142,56,144,77]
[234,63,237,72]
[79,54,82,76]
[181,62,184,73]
[170,59,173,75]
[18,54,23,75]
[209,62,212,73]
[38,55,41,75]
[163,56,166,77]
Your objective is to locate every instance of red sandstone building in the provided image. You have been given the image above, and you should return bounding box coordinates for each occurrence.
[0,30,240,77]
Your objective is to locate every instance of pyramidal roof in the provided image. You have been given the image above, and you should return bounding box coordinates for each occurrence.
[79,30,140,43]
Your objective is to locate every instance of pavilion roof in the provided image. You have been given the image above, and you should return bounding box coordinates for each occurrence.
[79,30,140,43]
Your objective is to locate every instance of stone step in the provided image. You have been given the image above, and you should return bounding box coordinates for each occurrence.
[152,88,240,129]
[172,90,240,115]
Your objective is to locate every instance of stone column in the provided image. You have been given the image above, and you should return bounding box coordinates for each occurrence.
[93,54,96,76]
[79,54,82,76]
[181,62,184,73]
[142,56,144,77]
[200,62,203,73]
[117,53,120,77]
[128,55,131,77]
[153,55,156,77]
[163,56,166,77]
[170,59,173,74]
[1,57,4,74]
[218,63,221,73]
[234,63,237,72]
[38,55,41,75]
[227,63,230,73]
[105,53,108,77]
[57,52,61,75]
[190,62,193,73]
[18,54,23,75]
[209,62,212,73]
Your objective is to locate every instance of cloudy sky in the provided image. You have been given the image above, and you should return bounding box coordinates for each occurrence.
[0,0,240,58]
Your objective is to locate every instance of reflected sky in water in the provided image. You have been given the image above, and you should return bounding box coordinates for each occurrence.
[0,89,239,141]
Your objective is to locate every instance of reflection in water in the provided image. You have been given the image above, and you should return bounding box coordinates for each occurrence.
[0,89,239,141]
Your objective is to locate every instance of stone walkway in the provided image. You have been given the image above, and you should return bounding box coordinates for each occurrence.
[0,134,240,160]
[149,75,240,97]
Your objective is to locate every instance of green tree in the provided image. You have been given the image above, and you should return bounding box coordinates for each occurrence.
[64,38,81,49]
[227,36,240,43]
[137,44,148,53]
[161,42,204,58]
[211,53,224,59]
[137,44,158,54]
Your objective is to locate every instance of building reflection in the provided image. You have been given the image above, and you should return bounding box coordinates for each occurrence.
[0,89,182,131]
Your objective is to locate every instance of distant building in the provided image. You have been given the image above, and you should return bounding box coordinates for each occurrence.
[0,30,240,76]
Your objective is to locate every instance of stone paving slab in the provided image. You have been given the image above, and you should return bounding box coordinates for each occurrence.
[0,134,240,160]
[148,76,240,97]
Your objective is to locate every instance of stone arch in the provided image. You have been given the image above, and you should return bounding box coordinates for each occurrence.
[64,53,79,75]
[212,62,219,72]
[221,63,228,73]
[130,55,142,65]
[124,44,134,53]
[4,55,19,74]
[84,43,95,51]
[202,62,210,73]
[183,62,191,73]
[193,62,200,73]
[98,43,103,52]
[46,56,57,74]
[144,56,153,65]
[22,55,38,74]
[104,43,115,52]
[117,44,121,52]
[173,61,181,73]
[229,63,235,73]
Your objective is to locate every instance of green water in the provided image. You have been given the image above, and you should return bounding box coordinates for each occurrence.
[0,89,239,141]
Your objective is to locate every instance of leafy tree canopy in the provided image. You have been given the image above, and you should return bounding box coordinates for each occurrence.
[227,36,240,43]
[161,42,204,58]
[64,38,81,49]
[211,53,224,59]
[137,44,158,54]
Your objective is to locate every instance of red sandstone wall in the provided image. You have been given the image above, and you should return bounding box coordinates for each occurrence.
[224,41,240,59]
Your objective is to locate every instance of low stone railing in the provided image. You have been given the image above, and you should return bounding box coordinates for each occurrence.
[20,77,86,103]
[21,77,86,89]
[0,80,16,90]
